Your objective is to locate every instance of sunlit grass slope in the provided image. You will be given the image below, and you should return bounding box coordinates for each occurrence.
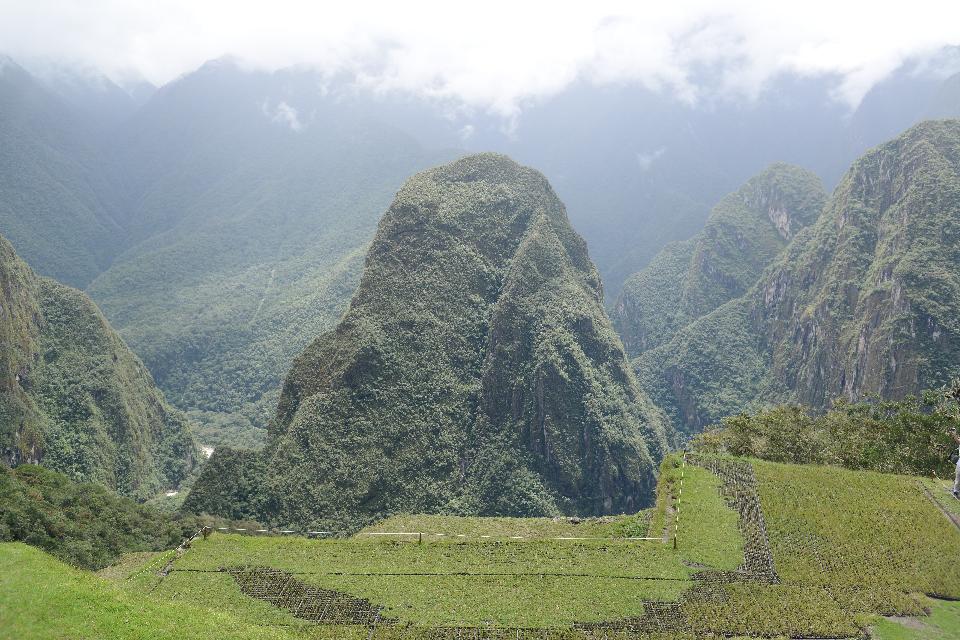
[0,543,325,639]
[670,456,960,638]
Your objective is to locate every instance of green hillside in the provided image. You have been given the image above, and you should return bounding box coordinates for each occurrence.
[693,390,960,478]
[86,62,453,436]
[185,153,669,531]
[636,120,960,435]
[0,464,204,570]
[0,234,197,499]
[0,60,124,288]
[0,543,320,640]
[613,163,825,357]
[6,455,957,638]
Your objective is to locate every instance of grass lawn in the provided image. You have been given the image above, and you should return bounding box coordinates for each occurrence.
[167,534,692,626]
[754,461,960,606]
[648,455,960,639]
[680,459,960,638]
[921,476,960,519]
[870,598,960,639]
[0,542,326,639]
[152,457,745,628]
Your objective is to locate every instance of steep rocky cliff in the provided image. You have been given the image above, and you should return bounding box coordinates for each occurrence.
[614,164,826,357]
[186,154,668,529]
[637,120,960,435]
[0,234,197,499]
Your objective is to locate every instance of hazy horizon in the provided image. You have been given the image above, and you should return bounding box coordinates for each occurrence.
[2,0,960,120]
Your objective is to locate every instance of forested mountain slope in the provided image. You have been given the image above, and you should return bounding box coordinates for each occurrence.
[636,120,960,436]
[0,58,124,288]
[87,60,453,433]
[0,234,197,499]
[185,154,669,529]
[613,164,826,356]
[2,53,958,449]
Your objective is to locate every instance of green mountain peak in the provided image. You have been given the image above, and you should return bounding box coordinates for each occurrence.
[186,153,668,529]
[614,162,826,357]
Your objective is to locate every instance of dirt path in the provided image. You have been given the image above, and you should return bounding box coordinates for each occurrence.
[918,482,960,533]
[249,267,276,326]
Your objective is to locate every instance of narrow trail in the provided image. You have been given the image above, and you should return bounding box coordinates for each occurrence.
[148,528,207,594]
[249,267,276,327]
[918,481,960,533]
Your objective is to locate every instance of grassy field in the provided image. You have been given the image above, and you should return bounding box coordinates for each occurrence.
[870,598,960,639]
[166,535,691,627]
[357,512,653,539]
[921,476,960,519]
[756,462,960,610]
[4,454,960,638]
[0,543,325,639]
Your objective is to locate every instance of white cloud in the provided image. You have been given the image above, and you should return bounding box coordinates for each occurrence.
[0,0,958,115]
[637,148,667,172]
[262,100,303,131]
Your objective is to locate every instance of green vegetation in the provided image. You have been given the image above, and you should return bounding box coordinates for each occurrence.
[186,153,669,531]
[0,464,203,570]
[186,408,268,450]
[359,513,652,539]
[755,460,960,607]
[635,298,776,436]
[871,598,960,640]
[85,63,453,434]
[921,477,960,520]
[635,120,960,435]
[0,234,197,499]
[175,535,685,578]
[612,239,695,357]
[659,457,960,639]
[4,58,454,440]
[0,543,331,639]
[172,535,690,627]
[694,390,960,476]
[6,453,960,638]
[652,461,743,569]
[122,461,743,631]
[647,455,960,638]
[0,60,124,289]
[613,163,825,358]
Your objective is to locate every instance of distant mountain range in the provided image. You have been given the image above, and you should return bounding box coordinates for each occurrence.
[1,50,959,446]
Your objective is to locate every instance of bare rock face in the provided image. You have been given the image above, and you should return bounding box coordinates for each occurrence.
[636,120,960,436]
[186,153,668,530]
[755,121,960,408]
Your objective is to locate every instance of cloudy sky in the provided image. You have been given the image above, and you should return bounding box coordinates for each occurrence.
[1,0,958,116]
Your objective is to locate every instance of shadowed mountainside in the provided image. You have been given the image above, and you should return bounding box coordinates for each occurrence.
[0,234,197,499]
